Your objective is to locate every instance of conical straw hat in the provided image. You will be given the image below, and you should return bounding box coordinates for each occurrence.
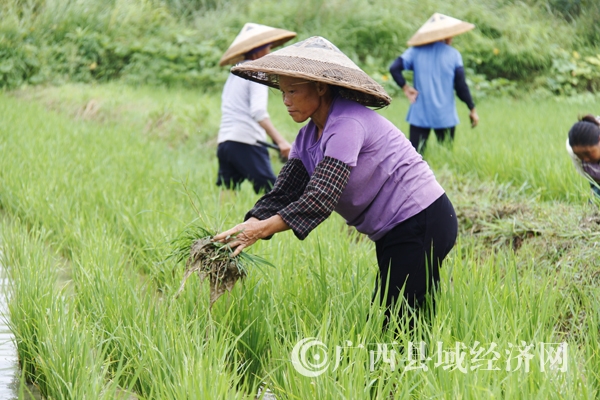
[230,36,391,108]
[407,13,475,47]
[219,23,297,66]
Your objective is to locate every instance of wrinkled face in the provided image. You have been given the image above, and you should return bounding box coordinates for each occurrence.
[278,76,322,123]
[572,142,600,163]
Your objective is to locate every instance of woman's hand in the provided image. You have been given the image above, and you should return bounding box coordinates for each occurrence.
[212,215,290,257]
[402,84,418,103]
[259,118,292,158]
[213,218,263,257]
[277,140,292,159]
[469,108,479,128]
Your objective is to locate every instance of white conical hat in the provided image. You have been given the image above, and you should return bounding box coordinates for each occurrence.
[219,23,296,66]
[407,13,475,47]
[231,36,391,108]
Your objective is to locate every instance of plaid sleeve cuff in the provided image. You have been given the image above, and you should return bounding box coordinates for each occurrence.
[245,158,310,222]
[278,156,351,240]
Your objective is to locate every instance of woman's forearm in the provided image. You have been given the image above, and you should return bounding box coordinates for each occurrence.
[213,215,290,257]
[257,214,290,238]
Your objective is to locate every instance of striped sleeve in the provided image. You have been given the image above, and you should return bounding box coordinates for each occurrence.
[245,158,310,222]
[278,156,351,240]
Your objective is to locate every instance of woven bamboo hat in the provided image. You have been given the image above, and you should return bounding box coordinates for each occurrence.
[219,23,297,67]
[230,36,391,108]
[407,13,475,47]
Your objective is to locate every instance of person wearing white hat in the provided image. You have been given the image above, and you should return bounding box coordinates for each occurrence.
[213,36,458,329]
[389,13,480,154]
[216,23,295,194]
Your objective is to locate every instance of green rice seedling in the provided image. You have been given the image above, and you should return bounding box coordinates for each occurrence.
[377,95,600,202]
[0,222,131,399]
[0,221,58,395]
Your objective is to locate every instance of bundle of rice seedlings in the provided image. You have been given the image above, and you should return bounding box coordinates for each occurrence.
[169,225,272,307]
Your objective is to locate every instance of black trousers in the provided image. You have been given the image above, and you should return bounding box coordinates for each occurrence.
[216,141,276,194]
[375,193,458,326]
[409,125,456,154]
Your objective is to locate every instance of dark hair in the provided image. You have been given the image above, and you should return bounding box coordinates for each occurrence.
[568,114,600,147]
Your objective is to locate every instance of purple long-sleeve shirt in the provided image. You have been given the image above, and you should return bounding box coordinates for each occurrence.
[287,96,444,241]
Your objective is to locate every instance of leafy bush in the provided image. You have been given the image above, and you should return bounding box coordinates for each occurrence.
[0,36,42,88]
[0,0,599,96]
[465,68,518,100]
[543,48,600,96]
[457,2,573,81]
[0,0,227,89]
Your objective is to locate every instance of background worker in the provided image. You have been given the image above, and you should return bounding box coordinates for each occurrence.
[390,13,479,153]
[216,23,294,194]
[566,114,600,198]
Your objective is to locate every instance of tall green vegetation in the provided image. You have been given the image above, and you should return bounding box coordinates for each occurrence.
[1,0,600,95]
[0,0,228,88]
[0,2,599,398]
[0,84,598,398]
[380,96,600,201]
[544,0,600,46]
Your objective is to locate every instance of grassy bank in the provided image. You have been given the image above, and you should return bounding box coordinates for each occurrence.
[0,84,598,398]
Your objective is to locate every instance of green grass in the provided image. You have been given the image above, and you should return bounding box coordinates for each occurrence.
[378,95,600,201]
[0,83,598,399]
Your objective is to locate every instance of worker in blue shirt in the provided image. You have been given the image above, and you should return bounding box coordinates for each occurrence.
[390,13,479,153]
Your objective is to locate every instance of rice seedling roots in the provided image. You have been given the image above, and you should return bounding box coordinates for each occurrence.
[175,237,246,307]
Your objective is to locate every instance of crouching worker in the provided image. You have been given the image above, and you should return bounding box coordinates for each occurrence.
[566,114,600,198]
[213,36,458,328]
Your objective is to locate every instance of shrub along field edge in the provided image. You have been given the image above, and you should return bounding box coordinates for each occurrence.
[2,0,600,98]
